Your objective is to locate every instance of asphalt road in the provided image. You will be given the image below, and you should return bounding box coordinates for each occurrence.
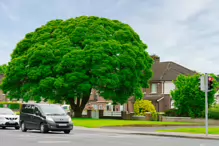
[0,127,218,146]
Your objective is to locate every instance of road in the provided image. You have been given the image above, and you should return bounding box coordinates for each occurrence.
[0,127,218,146]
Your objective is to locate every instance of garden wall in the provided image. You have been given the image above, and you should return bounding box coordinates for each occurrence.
[162,116,219,125]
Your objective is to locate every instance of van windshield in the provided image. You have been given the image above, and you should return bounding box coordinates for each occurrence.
[40,105,67,116]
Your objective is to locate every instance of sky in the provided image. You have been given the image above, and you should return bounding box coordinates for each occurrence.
[0,0,219,74]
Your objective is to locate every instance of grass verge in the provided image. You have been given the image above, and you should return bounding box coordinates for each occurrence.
[72,118,202,128]
[157,127,219,135]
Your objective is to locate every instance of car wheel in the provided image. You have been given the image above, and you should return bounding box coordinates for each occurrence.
[21,122,27,132]
[15,126,20,130]
[40,123,48,133]
[2,126,6,129]
[64,130,70,134]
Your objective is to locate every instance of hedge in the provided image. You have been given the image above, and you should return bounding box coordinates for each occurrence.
[0,102,22,110]
[208,106,219,120]
[165,106,219,120]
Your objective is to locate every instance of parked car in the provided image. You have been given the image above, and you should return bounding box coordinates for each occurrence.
[0,108,20,130]
[19,103,73,134]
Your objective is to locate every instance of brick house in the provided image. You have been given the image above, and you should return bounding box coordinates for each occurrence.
[85,89,123,111]
[86,55,196,113]
[127,55,196,112]
[0,74,6,102]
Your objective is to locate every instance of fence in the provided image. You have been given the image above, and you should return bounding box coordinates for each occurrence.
[103,111,122,117]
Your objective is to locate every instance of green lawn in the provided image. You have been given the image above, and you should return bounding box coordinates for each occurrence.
[157,128,219,135]
[72,118,201,128]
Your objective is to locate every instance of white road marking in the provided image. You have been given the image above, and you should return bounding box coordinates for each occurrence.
[37,141,71,143]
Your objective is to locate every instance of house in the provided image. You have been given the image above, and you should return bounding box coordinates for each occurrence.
[85,55,197,112]
[0,74,6,102]
[85,89,123,111]
[127,55,196,112]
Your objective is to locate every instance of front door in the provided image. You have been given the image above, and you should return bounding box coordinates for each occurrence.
[32,106,42,130]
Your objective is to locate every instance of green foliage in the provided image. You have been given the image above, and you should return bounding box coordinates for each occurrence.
[0,64,7,75]
[1,16,153,116]
[171,74,216,118]
[208,105,219,120]
[134,100,156,116]
[0,102,21,110]
[165,109,179,117]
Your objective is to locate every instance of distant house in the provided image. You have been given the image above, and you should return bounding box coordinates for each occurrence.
[0,74,6,102]
[126,55,197,112]
[85,55,197,113]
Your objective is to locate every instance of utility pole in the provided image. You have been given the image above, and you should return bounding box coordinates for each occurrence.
[204,73,208,136]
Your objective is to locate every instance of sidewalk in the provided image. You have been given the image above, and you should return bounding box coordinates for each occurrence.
[74,126,219,140]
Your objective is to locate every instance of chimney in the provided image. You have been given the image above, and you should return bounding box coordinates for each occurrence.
[150,54,160,63]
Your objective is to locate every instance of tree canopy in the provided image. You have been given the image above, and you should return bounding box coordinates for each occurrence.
[1,16,153,117]
[0,64,7,75]
[171,74,216,118]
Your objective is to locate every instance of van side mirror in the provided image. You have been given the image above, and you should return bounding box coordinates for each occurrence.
[35,111,40,115]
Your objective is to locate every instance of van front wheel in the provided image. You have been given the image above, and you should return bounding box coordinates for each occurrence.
[64,130,70,134]
[21,122,27,132]
[40,123,48,133]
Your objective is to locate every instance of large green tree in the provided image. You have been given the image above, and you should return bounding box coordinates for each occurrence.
[1,16,153,117]
[171,74,216,118]
[0,64,7,75]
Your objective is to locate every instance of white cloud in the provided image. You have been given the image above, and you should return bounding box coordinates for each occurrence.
[0,0,219,74]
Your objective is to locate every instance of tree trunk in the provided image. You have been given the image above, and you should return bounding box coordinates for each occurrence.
[74,107,83,118]
[69,89,92,118]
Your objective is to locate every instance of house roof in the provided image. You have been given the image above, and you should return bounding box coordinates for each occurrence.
[152,61,196,81]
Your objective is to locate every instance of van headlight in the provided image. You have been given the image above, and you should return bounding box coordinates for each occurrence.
[46,116,54,122]
[68,116,72,123]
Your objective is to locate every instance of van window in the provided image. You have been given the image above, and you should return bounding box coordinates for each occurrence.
[21,104,34,114]
[39,105,66,115]
[34,106,40,115]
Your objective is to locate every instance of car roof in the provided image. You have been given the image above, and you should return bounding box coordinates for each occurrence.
[22,103,61,106]
[0,108,13,111]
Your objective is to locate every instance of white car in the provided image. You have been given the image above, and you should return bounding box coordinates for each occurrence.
[0,108,20,130]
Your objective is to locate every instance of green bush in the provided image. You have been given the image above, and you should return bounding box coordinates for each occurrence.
[8,104,20,110]
[0,102,21,111]
[208,107,219,120]
[151,112,159,121]
[0,104,3,108]
[165,109,178,117]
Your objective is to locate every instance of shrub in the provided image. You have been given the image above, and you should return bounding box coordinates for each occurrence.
[8,104,20,110]
[0,102,21,110]
[134,100,156,116]
[151,112,158,121]
[164,108,188,117]
[208,107,219,120]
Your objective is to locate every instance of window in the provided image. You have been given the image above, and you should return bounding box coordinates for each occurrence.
[39,105,66,115]
[99,105,102,110]
[22,104,34,114]
[34,107,40,115]
[151,83,157,93]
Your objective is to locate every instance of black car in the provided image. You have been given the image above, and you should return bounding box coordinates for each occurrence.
[19,103,73,134]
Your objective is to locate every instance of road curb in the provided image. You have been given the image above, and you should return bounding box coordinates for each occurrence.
[123,132,219,140]
[75,126,219,140]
